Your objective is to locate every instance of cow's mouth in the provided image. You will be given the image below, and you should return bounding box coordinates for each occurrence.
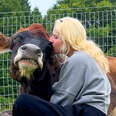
[14,56,43,80]
[18,58,38,67]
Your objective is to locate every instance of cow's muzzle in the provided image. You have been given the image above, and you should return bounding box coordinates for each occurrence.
[14,44,43,79]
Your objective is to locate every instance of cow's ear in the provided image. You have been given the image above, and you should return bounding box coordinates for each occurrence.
[0,32,11,53]
[18,27,25,32]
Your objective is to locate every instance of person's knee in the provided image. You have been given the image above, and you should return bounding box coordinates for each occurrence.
[13,94,30,111]
[13,94,32,115]
[15,94,28,105]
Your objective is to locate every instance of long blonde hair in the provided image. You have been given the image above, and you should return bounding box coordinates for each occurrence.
[54,17,109,73]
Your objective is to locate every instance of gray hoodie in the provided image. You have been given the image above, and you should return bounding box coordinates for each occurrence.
[50,51,111,115]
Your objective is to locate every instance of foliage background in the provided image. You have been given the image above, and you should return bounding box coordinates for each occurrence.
[0,0,116,111]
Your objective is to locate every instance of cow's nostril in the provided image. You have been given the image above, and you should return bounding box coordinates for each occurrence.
[21,46,27,50]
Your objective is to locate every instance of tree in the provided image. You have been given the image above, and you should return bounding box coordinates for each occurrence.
[30,7,42,24]
[0,0,22,13]
[0,0,31,35]
[19,0,30,11]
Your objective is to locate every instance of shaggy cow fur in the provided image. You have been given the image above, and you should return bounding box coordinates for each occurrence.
[10,31,53,100]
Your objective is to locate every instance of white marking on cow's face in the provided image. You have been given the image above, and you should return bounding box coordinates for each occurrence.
[14,44,43,79]
[37,53,43,70]
[18,60,38,80]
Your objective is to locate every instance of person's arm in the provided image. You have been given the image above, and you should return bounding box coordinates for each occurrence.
[50,52,87,106]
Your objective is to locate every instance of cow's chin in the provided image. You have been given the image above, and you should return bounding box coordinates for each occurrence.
[18,60,38,80]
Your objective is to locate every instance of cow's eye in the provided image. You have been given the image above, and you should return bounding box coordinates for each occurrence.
[10,37,22,49]
[13,37,22,43]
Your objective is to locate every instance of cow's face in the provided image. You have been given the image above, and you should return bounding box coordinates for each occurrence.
[9,31,53,81]
[0,24,54,82]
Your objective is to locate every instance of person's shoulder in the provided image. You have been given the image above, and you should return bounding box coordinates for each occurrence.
[65,51,89,68]
[68,51,91,63]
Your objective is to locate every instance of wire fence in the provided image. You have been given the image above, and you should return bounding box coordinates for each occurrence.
[0,7,116,112]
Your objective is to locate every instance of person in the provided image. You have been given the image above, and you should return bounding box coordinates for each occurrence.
[13,17,111,116]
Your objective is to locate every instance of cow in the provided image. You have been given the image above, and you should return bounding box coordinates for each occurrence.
[0,23,115,116]
[106,56,116,116]
[0,24,61,101]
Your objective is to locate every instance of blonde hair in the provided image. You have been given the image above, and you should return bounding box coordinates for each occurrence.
[54,17,109,73]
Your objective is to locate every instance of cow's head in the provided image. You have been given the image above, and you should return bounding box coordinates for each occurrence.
[0,24,53,82]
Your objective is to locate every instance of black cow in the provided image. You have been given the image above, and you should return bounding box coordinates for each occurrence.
[0,24,61,101]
